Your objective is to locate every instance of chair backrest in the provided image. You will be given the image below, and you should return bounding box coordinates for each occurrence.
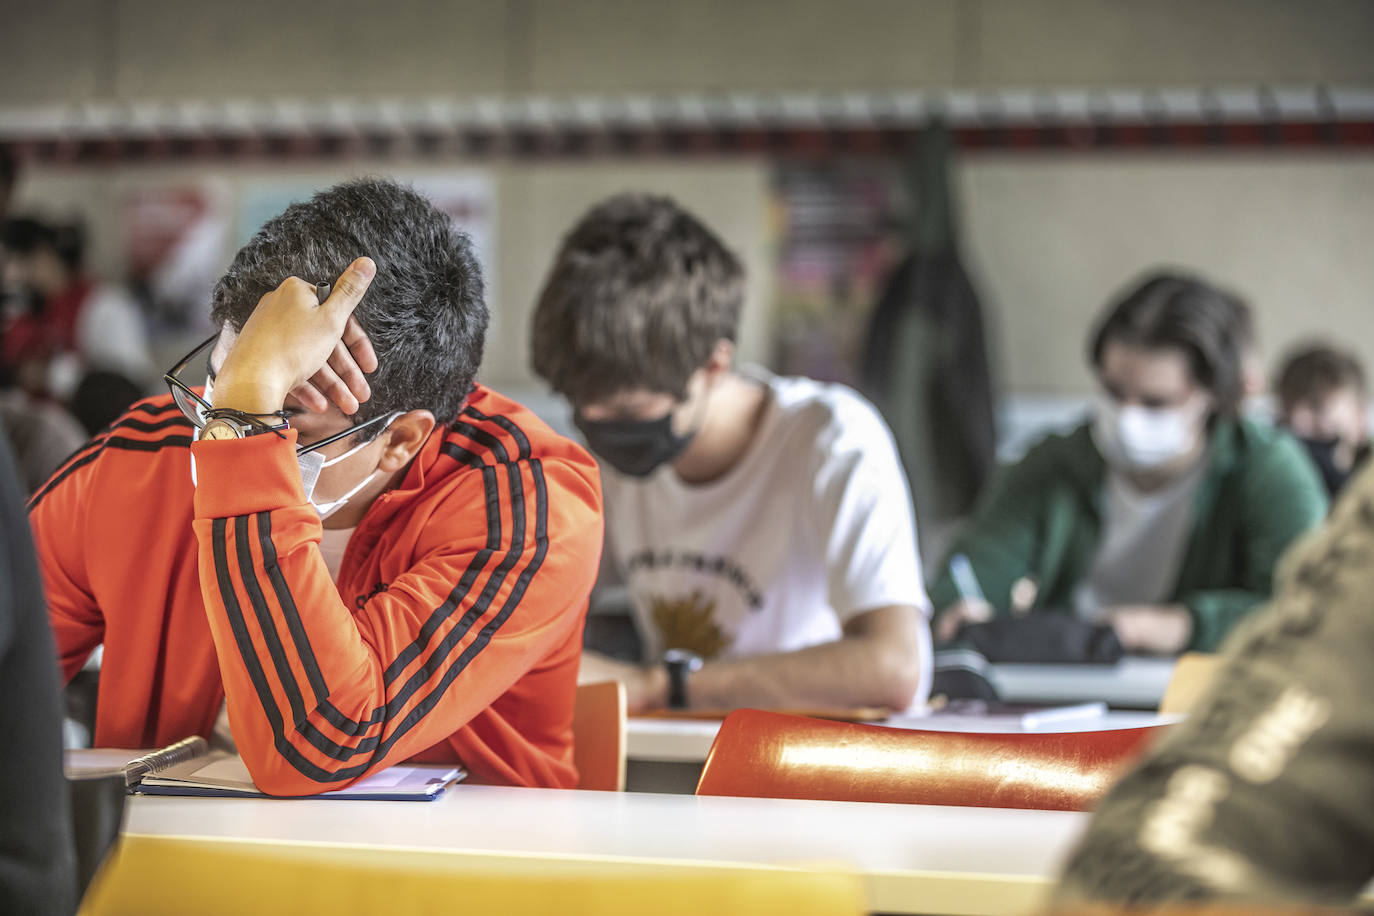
[572,680,627,791]
[1158,652,1221,716]
[696,709,1168,811]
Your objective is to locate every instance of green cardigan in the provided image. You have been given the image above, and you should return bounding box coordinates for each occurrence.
[927,417,1329,652]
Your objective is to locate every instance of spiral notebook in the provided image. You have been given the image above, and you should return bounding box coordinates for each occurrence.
[65,737,464,801]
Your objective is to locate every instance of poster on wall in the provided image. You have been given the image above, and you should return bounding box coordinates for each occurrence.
[769,161,904,386]
[237,172,498,334]
[122,180,233,355]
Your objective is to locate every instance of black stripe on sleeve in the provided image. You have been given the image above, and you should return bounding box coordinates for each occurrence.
[378,442,528,718]
[301,444,532,767]
[249,511,387,749]
[28,431,193,511]
[452,420,511,463]
[368,458,550,765]
[214,411,552,778]
[113,415,193,434]
[256,512,329,704]
[235,444,508,751]
[213,517,386,784]
[462,407,533,460]
[234,515,309,726]
[381,463,502,685]
[291,457,549,781]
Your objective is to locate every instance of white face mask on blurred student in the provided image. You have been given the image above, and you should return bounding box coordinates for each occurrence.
[1092,395,1208,471]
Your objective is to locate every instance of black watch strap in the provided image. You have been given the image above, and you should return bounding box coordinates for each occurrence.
[663,649,703,710]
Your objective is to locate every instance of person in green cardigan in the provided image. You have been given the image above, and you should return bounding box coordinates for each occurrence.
[929,271,1328,655]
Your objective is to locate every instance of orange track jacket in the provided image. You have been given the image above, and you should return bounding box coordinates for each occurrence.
[30,387,602,793]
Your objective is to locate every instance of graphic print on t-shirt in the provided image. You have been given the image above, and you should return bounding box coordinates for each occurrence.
[603,368,929,662]
[650,589,731,659]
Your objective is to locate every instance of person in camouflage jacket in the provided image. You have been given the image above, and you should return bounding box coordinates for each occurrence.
[1057,461,1374,905]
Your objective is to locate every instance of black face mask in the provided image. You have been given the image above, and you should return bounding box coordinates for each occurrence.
[575,411,695,478]
[1296,435,1351,497]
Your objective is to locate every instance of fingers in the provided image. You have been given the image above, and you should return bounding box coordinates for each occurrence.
[321,257,377,322]
[310,362,360,415]
[934,609,962,643]
[270,276,323,306]
[282,331,374,416]
[327,338,371,405]
[286,381,331,414]
[340,315,378,373]
[934,600,993,642]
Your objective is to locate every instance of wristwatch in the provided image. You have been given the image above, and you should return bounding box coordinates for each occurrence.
[663,648,704,710]
[199,416,257,441]
[199,412,286,442]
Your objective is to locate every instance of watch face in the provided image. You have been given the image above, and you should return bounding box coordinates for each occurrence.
[200,419,243,441]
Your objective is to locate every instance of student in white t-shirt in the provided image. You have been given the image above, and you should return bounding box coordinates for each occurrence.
[530,193,932,713]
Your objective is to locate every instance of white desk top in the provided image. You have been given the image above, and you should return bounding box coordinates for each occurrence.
[124,786,1085,915]
[988,657,1177,708]
[627,710,1174,764]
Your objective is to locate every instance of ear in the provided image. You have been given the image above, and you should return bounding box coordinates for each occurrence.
[377,410,436,472]
[703,338,734,380]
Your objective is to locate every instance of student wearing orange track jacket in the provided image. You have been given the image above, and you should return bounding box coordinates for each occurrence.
[30,179,602,794]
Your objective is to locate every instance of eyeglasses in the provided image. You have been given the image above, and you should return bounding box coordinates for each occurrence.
[164,334,218,429]
[163,333,391,456]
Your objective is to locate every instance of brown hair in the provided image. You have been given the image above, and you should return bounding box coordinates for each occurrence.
[530,193,744,405]
[1276,343,1367,411]
[1088,271,1249,417]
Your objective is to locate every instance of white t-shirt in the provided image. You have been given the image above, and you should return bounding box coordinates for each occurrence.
[77,284,153,380]
[1074,458,1207,618]
[317,525,356,583]
[601,368,930,663]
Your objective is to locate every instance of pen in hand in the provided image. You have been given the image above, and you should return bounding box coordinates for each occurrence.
[936,553,994,643]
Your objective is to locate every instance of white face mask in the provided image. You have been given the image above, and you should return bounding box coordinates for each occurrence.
[1092,395,1207,470]
[298,413,400,521]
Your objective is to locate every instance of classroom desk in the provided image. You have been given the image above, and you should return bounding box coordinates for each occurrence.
[627,710,1174,765]
[988,657,1177,709]
[121,786,1086,916]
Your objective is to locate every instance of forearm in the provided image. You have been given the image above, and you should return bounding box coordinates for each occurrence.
[1180,589,1266,652]
[690,635,927,711]
[193,480,392,794]
[192,434,470,793]
[195,431,600,794]
[587,606,931,713]
[1107,603,1193,654]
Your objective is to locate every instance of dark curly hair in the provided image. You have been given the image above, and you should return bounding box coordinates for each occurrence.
[211,178,487,437]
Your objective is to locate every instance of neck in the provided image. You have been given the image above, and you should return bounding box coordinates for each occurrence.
[671,373,768,486]
[320,465,407,529]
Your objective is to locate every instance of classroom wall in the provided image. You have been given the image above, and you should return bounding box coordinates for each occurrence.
[5,0,1372,394]
[959,153,1374,395]
[9,162,773,390]
[4,0,1374,102]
